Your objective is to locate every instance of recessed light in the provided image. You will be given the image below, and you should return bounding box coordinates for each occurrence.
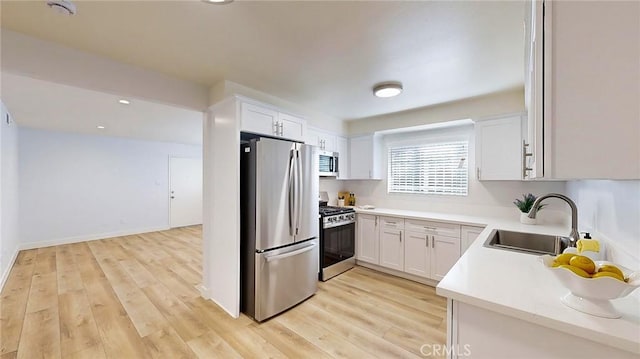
[97,126,105,129]
[201,0,234,4]
[373,82,403,98]
[118,99,130,105]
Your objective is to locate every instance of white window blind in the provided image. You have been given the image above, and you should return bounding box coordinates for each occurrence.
[388,141,468,196]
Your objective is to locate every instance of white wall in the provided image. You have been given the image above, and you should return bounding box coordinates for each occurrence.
[2,30,209,111]
[566,180,640,268]
[18,127,202,248]
[321,124,568,223]
[0,101,20,289]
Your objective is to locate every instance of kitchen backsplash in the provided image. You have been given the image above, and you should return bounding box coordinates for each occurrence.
[567,180,640,269]
[320,178,569,224]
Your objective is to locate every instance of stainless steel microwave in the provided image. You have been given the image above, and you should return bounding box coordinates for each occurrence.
[318,150,339,177]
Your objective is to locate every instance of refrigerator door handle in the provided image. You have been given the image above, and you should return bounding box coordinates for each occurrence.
[288,149,296,236]
[295,149,303,236]
[264,242,316,262]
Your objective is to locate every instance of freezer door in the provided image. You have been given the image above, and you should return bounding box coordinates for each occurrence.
[255,138,297,251]
[255,239,318,321]
[294,143,319,242]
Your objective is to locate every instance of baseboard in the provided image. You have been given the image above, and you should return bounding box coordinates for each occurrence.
[197,284,210,299]
[18,226,171,250]
[0,247,20,292]
[356,260,440,288]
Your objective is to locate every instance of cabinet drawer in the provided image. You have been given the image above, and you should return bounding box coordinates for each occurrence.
[405,219,460,238]
[380,216,404,230]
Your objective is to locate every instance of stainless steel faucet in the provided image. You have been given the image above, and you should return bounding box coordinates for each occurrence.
[527,193,580,247]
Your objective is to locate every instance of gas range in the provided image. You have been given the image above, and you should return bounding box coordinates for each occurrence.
[319,206,355,229]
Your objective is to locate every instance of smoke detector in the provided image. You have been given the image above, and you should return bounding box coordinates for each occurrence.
[47,0,77,15]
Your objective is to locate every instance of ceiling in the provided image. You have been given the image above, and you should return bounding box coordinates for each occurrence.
[2,73,203,145]
[1,0,525,121]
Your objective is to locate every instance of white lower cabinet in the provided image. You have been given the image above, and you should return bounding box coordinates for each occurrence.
[379,217,405,271]
[431,235,461,281]
[404,231,430,277]
[461,225,484,253]
[356,214,379,264]
[357,214,465,281]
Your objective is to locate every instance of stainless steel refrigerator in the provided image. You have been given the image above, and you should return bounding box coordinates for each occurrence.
[240,136,319,322]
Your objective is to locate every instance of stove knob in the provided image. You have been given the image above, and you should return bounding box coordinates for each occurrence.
[339,215,344,220]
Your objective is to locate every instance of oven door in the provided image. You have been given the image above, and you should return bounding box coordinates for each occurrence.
[321,222,355,270]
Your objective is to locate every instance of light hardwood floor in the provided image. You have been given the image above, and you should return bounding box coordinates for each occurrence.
[0,226,447,358]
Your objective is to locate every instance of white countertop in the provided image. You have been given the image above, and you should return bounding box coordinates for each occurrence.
[354,207,640,355]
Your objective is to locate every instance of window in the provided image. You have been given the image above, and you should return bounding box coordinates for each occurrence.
[388,141,468,195]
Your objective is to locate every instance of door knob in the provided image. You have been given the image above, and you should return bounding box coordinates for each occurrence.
[171,196,175,199]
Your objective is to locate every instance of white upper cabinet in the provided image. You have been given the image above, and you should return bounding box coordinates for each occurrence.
[336,136,349,179]
[241,102,278,137]
[306,127,337,152]
[240,100,306,142]
[349,134,382,180]
[278,113,306,142]
[475,114,525,180]
[526,1,640,179]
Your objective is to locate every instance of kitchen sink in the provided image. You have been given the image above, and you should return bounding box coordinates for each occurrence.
[483,229,570,255]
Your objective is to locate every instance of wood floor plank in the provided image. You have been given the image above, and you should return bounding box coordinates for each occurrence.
[0,225,447,358]
[32,247,57,275]
[0,260,35,354]
[142,327,198,359]
[16,307,61,359]
[58,289,102,357]
[25,272,58,314]
[186,330,242,359]
[141,284,209,342]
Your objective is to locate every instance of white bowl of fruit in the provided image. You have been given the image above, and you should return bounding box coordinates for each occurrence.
[539,253,640,318]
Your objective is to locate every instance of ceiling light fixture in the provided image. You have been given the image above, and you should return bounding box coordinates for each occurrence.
[118,99,131,105]
[46,0,77,15]
[373,82,403,98]
[97,126,105,129]
[201,0,234,4]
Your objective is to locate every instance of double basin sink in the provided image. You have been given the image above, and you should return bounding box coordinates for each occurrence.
[484,229,570,255]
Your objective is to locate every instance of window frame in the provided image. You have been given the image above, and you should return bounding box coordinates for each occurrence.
[385,127,471,197]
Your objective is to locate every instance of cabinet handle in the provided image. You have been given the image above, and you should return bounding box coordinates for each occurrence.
[476,167,481,180]
[522,140,533,179]
[400,231,402,242]
[432,235,435,248]
[423,226,436,230]
[425,235,428,247]
[273,120,278,135]
[279,122,284,136]
[375,217,378,227]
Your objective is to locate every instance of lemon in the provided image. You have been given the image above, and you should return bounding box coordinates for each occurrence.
[597,264,625,278]
[551,261,561,268]
[592,271,625,282]
[558,264,591,278]
[555,253,576,265]
[569,255,596,274]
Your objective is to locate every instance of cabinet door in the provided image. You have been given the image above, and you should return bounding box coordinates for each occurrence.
[404,231,430,278]
[475,116,523,180]
[321,134,337,152]
[349,134,381,180]
[278,113,306,142]
[548,1,640,179]
[336,136,349,179]
[356,214,379,264]
[431,235,461,281]
[380,229,404,271]
[306,128,322,148]
[241,102,277,136]
[461,225,484,254]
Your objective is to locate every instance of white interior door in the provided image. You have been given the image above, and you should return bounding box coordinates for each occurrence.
[170,157,203,228]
